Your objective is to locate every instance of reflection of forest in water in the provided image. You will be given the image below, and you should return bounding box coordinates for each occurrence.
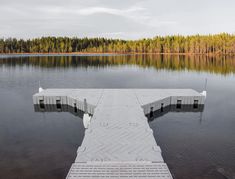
[0,55,235,75]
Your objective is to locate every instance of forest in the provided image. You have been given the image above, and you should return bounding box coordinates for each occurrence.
[0,33,235,55]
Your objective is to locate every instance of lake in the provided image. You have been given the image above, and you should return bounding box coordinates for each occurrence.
[0,54,235,179]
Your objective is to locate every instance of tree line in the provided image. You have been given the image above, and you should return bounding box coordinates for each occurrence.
[0,33,235,54]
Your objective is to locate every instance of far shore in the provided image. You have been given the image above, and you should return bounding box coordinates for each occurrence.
[0,52,234,56]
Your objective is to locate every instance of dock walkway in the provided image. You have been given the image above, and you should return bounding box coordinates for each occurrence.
[33,89,206,179]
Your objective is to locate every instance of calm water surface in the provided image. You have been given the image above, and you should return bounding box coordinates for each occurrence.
[0,55,235,179]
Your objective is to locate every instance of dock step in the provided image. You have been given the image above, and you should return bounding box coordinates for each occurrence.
[66,162,173,179]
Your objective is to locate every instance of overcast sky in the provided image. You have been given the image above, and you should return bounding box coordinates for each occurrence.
[0,0,235,39]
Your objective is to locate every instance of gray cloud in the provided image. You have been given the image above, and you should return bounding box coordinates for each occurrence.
[0,0,234,39]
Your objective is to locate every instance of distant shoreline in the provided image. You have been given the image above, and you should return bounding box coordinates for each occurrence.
[0,52,234,56]
[1,34,234,56]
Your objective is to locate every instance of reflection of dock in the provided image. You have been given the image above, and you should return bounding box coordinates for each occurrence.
[33,89,206,179]
[147,104,204,122]
[34,104,85,118]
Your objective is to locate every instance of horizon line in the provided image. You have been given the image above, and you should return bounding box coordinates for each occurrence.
[1,32,235,41]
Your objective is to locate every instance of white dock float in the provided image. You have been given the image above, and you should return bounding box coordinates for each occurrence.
[33,89,206,179]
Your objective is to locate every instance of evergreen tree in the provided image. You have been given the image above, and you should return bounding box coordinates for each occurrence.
[0,34,235,54]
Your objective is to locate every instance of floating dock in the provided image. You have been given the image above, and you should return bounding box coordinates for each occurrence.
[33,89,206,179]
